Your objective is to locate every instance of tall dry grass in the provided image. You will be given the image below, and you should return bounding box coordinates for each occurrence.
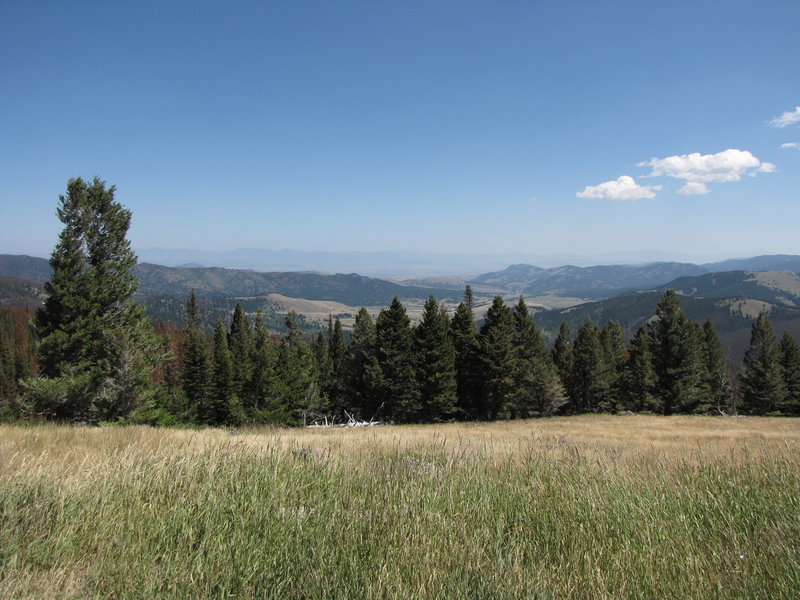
[1,415,798,599]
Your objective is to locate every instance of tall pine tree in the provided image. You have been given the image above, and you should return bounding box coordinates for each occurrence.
[376,298,419,422]
[478,296,516,420]
[739,312,785,415]
[414,295,457,422]
[779,332,800,416]
[312,330,333,417]
[325,317,349,416]
[274,312,319,423]
[211,318,240,425]
[250,310,281,422]
[599,320,627,411]
[182,290,211,423]
[228,303,254,400]
[34,177,157,422]
[649,290,703,415]
[621,326,657,412]
[450,286,482,419]
[346,308,382,419]
[572,319,606,413]
[551,322,575,410]
[510,297,565,417]
[700,320,730,414]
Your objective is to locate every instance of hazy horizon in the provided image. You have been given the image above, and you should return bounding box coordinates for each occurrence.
[5,246,794,280]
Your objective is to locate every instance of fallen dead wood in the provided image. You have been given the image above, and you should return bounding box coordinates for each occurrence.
[306,410,392,428]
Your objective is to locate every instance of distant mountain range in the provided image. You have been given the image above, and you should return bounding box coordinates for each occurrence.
[4,253,799,310]
[2,254,799,361]
[0,255,461,308]
[471,255,800,299]
[133,247,746,278]
[134,263,459,306]
[135,248,524,278]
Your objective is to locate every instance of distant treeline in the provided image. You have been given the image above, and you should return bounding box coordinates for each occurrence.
[3,175,798,425]
[3,286,799,425]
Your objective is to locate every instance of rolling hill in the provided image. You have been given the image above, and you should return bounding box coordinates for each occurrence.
[705,254,800,273]
[0,255,462,307]
[0,275,44,309]
[471,262,708,298]
[134,263,461,306]
[471,255,800,299]
[0,255,464,330]
[653,270,800,306]
[3,254,800,358]
[533,270,800,363]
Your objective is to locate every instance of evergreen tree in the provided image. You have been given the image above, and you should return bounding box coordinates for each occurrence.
[621,326,657,412]
[328,316,348,414]
[478,296,516,420]
[182,290,211,423]
[414,295,457,421]
[250,310,281,422]
[346,308,382,419]
[739,312,786,415]
[700,320,730,414]
[649,290,704,415]
[228,303,254,399]
[551,322,574,407]
[599,320,627,411]
[510,297,566,417]
[376,298,419,422]
[450,286,482,419]
[572,319,607,413]
[274,312,319,423]
[34,177,157,422]
[312,330,333,416]
[779,332,800,416]
[211,318,239,425]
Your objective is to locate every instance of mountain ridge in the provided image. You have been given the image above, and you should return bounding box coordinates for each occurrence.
[471,255,800,299]
[0,255,462,307]
[3,254,800,361]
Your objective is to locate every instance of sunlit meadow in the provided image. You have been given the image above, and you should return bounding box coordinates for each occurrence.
[1,415,798,599]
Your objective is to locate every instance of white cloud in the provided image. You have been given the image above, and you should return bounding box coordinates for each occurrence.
[637,149,774,193]
[576,175,661,201]
[770,106,800,128]
[780,142,799,149]
[678,182,709,195]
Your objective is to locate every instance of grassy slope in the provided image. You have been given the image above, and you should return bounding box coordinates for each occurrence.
[1,416,798,599]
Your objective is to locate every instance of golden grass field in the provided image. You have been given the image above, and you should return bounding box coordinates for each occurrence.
[3,414,797,474]
[1,415,799,599]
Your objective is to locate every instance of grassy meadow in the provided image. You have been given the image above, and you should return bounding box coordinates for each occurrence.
[1,415,799,599]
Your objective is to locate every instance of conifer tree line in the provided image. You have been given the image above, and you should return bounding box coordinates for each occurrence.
[132,287,797,425]
[2,177,800,423]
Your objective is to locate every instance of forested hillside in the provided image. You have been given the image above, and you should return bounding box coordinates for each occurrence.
[655,270,800,304]
[0,255,460,306]
[534,271,800,362]
[0,276,43,308]
[472,262,708,297]
[471,257,800,299]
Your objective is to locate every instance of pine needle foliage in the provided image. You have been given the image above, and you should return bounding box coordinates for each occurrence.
[32,177,158,422]
[740,312,786,415]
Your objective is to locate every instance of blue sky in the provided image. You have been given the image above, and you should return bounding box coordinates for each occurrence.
[1,0,799,264]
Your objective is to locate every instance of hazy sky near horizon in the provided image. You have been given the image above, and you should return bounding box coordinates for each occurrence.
[1,1,799,263]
